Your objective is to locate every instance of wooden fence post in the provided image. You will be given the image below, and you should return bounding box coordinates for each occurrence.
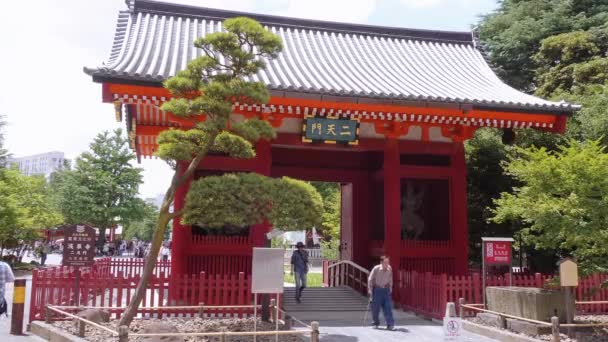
[459,298,465,319]
[44,306,51,324]
[118,325,129,342]
[198,302,205,318]
[551,316,560,342]
[311,321,320,342]
[270,299,277,323]
[535,273,543,288]
[78,321,86,338]
[284,314,293,329]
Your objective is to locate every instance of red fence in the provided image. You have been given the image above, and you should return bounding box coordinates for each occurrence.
[396,270,608,319]
[30,258,257,322]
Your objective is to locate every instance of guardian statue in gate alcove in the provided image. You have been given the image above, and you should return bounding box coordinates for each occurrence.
[400,181,425,240]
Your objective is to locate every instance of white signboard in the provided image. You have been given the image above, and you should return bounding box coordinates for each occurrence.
[443,317,462,341]
[252,248,284,294]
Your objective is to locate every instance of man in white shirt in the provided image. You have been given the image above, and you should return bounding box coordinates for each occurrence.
[367,255,395,330]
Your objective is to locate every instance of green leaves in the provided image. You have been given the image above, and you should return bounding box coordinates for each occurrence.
[0,168,62,247]
[50,129,144,245]
[491,139,608,273]
[182,173,323,232]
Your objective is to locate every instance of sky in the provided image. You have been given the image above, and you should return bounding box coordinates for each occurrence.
[0,0,498,199]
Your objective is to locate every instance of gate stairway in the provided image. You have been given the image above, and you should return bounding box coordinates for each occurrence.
[282,287,372,322]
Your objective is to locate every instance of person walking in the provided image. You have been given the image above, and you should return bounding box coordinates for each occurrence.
[160,245,170,262]
[0,260,15,316]
[40,241,50,266]
[367,255,395,330]
[290,241,309,304]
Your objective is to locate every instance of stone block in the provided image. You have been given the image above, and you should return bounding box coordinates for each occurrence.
[476,312,503,328]
[506,318,551,336]
[142,322,181,342]
[486,286,575,323]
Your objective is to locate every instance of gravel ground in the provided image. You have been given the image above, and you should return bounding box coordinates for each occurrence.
[469,315,608,342]
[55,317,303,342]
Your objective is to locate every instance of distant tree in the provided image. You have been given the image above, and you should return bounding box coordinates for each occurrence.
[310,182,340,240]
[477,0,608,92]
[492,139,608,274]
[50,129,144,247]
[122,202,159,241]
[0,169,62,249]
[0,115,9,168]
[119,17,323,327]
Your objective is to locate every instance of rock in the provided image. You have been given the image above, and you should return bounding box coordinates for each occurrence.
[141,322,182,342]
[73,308,110,327]
[476,312,502,328]
[506,317,551,335]
[486,286,575,323]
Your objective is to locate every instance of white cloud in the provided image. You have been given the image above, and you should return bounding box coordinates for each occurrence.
[400,0,495,9]
[278,0,376,23]
[399,0,443,9]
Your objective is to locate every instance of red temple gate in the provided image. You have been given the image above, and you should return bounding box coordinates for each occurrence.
[86,0,576,300]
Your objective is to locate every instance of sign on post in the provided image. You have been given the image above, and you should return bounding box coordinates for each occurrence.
[481,237,514,304]
[559,258,578,287]
[62,224,96,267]
[252,248,285,294]
[302,115,360,145]
[484,239,512,265]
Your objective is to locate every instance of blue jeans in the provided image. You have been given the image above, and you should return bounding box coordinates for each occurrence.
[371,287,394,326]
[294,271,307,298]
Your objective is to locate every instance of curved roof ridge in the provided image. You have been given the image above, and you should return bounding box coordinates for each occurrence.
[131,0,473,44]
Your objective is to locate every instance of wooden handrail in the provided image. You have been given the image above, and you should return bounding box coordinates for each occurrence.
[327,260,369,275]
[461,304,553,326]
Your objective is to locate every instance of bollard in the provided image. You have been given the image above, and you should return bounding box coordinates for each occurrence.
[118,325,129,342]
[10,279,26,335]
[284,314,293,329]
[198,302,205,318]
[311,321,320,342]
[45,306,51,324]
[445,302,456,318]
[551,316,560,342]
[458,298,465,319]
[270,299,277,323]
[78,320,86,338]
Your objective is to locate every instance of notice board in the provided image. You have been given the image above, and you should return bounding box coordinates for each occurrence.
[251,248,284,294]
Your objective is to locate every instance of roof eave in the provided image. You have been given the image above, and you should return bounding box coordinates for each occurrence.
[88,73,579,116]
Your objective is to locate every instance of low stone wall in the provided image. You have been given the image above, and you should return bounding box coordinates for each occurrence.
[486,286,575,323]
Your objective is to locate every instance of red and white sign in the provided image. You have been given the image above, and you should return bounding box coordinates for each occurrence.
[484,240,512,265]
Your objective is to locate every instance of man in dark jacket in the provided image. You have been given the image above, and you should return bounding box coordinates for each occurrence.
[290,241,309,303]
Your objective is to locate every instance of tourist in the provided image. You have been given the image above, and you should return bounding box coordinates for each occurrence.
[39,241,50,266]
[160,244,170,262]
[367,255,395,330]
[290,241,309,304]
[0,260,14,316]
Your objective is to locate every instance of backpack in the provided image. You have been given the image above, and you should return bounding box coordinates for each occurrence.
[0,297,7,316]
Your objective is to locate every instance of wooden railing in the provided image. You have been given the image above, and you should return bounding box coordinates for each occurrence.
[191,235,251,245]
[322,260,370,295]
[46,303,320,342]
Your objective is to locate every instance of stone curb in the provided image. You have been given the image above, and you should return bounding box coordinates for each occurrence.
[30,321,87,342]
[462,320,542,342]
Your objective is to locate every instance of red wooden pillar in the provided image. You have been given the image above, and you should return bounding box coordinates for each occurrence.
[451,142,468,275]
[250,140,272,247]
[383,139,401,295]
[171,162,193,281]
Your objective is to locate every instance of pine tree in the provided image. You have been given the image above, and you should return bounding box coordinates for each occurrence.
[118,17,323,327]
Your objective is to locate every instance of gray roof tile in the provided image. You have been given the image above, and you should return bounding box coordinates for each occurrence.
[85,0,578,113]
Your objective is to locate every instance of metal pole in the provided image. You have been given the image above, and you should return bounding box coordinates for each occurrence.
[275,293,279,342]
[482,243,486,306]
[564,286,573,337]
[10,279,26,335]
[74,268,81,307]
[253,294,257,342]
